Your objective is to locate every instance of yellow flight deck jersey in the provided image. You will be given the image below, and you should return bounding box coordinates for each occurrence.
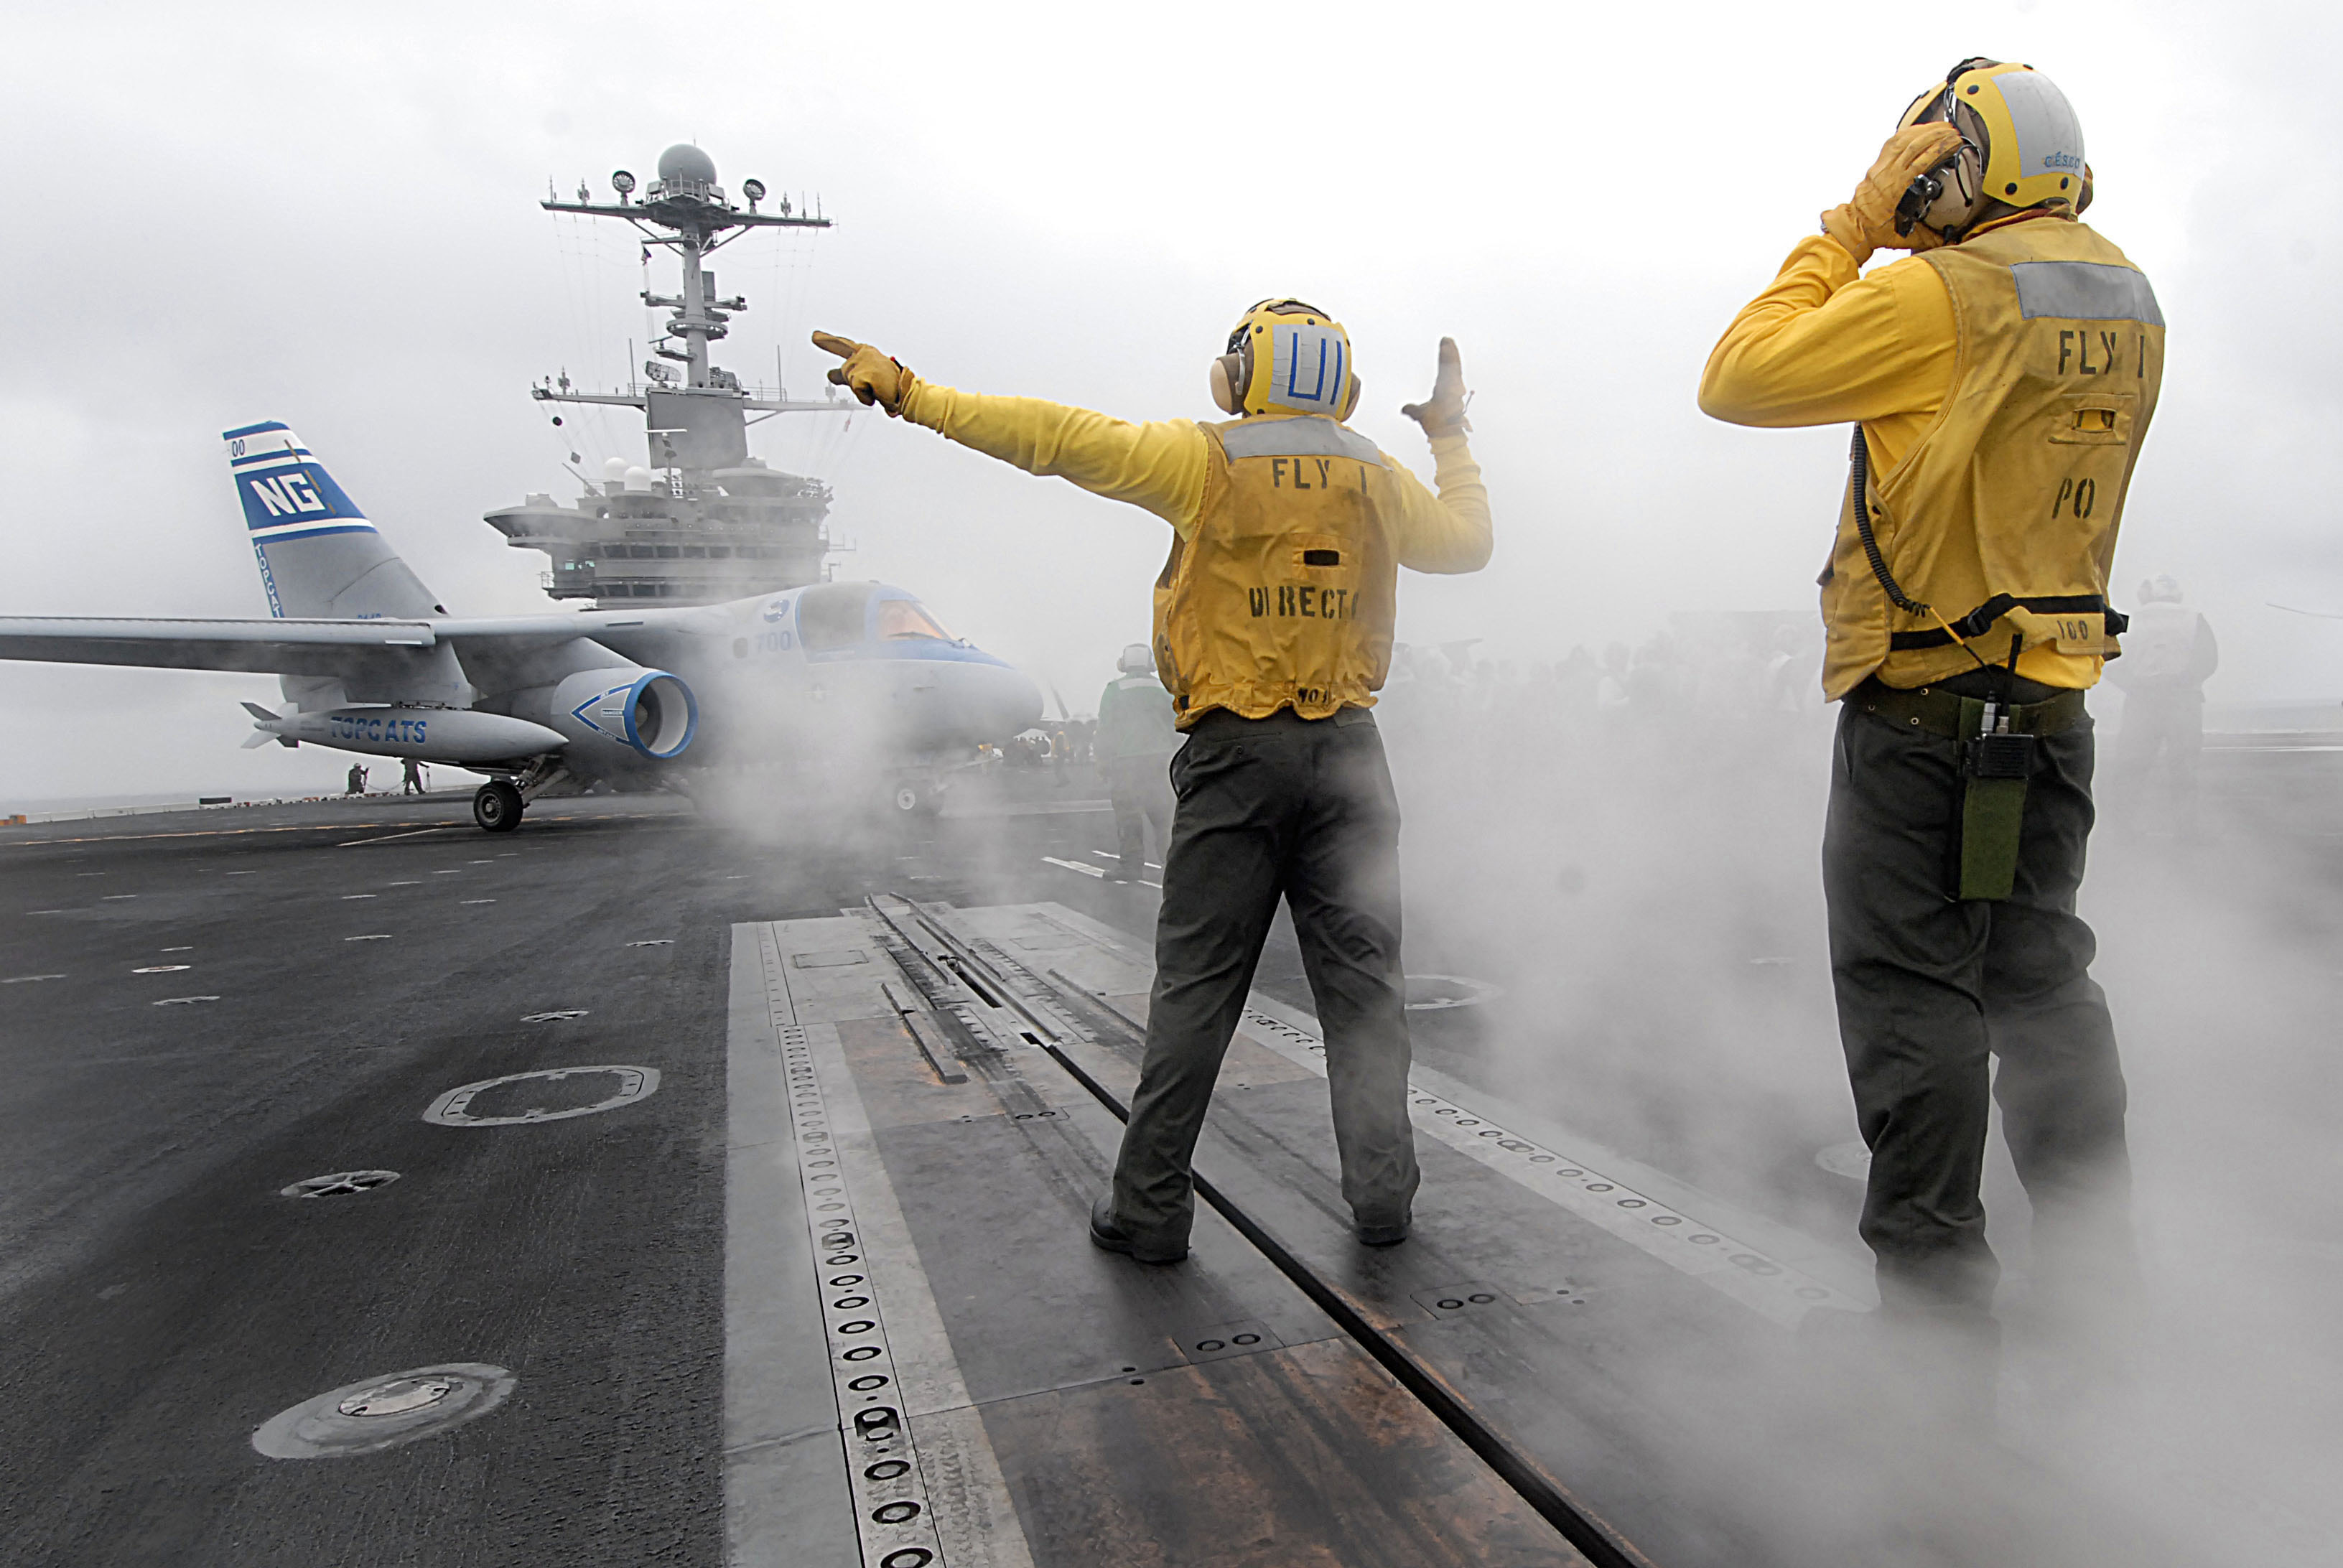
[1701,212,2163,699]
[900,382,1491,726]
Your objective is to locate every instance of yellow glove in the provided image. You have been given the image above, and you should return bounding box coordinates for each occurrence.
[811,330,914,416]
[1820,122,1965,267]
[1400,337,1470,438]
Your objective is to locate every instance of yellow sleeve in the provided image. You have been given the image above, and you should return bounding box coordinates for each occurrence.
[1697,236,1957,433]
[1386,431,1492,574]
[900,380,1209,535]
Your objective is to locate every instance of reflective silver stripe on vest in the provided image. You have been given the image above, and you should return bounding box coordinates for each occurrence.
[2011,261,2165,326]
[1219,417,1385,466]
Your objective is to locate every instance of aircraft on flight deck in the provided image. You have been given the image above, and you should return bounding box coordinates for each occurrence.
[0,423,1044,831]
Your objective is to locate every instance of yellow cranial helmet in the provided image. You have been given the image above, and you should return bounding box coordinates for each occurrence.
[1899,60,2087,233]
[1208,299,1361,420]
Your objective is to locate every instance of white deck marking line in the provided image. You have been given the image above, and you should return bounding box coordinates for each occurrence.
[1040,856,1160,889]
[1231,1004,1863,1327]
[337,827,461,846]
[1084,851,1165,871]
[764,923,1036,1568]
[6,810,658,849]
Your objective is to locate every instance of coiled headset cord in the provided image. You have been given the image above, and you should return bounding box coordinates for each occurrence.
[1848,426,1989,670]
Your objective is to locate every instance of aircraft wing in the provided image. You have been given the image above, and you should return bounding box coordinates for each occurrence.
[0,615,592,677]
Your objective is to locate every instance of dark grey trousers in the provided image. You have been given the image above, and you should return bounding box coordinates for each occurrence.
[2112,691,2204,831]
[1108,707,1419,1250]
[1823,682,2138,1322]
[1103,756,1175,878]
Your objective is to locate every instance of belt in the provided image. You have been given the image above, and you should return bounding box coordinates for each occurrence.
[1886,593,2129,651]
[1184,704,1377,739]
[1848,676,2087,741]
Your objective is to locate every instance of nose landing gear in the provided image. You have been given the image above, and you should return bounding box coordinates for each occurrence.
[473,779,525,833]
[889,780,943,817]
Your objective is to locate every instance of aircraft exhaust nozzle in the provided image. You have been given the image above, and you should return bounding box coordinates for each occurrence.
[244,705,567,765]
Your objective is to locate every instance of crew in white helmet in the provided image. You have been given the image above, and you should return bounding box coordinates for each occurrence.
[2107,576,2217,833]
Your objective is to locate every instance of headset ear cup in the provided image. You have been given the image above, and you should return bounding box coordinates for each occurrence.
[1924,143,1986,236]
[1210,353,1245,415]
[1339,373,1360,421]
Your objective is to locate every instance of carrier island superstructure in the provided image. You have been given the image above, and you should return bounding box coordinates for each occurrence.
[486,144,847,606]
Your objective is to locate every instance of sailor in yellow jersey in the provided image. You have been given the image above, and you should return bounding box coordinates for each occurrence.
[816,303,1491,1261]
[1701,59,2160,1400]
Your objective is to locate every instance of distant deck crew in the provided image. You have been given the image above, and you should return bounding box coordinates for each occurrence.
[1096,644,1180,883]
[816,300,1491,1261]
[2106,575,2217,832]
[1700,60,2161,1409]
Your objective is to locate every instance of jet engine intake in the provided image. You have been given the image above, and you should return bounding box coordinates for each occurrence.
[545,668,698,760]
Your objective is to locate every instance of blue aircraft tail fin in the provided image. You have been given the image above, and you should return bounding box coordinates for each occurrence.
[223,422,442,620]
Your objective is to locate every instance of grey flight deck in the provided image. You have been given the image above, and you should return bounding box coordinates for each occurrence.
[729,910,1582,1566]
[766,897,2205,1568]
[0,793,1089,1565]
[0,788,2223,1567]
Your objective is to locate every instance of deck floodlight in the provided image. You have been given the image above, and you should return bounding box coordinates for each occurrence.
[612,169,637,198]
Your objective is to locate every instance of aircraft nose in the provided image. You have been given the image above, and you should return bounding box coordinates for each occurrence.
[979,661,1045,737]
[893,653,1044,744]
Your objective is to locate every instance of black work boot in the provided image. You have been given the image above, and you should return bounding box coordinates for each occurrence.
[1355,1215,1411,1247]
[1089,1195,1187,1264]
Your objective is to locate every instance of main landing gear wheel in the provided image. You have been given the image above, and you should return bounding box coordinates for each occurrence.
[892,785,923,814]
[473,780,524,833]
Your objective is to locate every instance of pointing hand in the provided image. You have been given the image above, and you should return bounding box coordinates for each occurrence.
[811,330,914,416]
[1401,337,1470,438]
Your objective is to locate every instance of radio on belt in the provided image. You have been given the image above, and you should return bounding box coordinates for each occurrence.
[1964,700,2036,779]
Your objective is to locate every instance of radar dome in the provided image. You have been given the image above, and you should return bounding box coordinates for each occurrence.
[621,465,655,493]
[657,144,717,186]
[602,457,630,480]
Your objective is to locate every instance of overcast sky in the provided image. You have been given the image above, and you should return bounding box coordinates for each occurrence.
[3,0,2335,803]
